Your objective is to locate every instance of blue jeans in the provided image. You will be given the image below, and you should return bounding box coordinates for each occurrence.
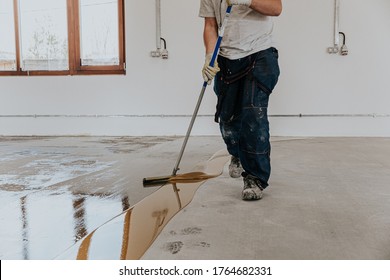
[214,47,280,188]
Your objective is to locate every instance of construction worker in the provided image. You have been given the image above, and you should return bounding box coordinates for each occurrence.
[200,0,282,200]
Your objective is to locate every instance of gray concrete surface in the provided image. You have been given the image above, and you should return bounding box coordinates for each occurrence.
[1,136,390,260]
[143,137,390,260]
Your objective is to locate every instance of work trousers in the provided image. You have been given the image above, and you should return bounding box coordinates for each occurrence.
[214,47,280,188]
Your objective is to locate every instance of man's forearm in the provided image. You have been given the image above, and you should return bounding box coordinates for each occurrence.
[249,0,282,16]
[203,18,219,54]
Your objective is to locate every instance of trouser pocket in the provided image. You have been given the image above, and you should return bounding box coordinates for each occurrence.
[251,47,280,95]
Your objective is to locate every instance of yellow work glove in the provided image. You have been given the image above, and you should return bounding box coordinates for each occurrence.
[226,0,252,6]
[202,53,220,85]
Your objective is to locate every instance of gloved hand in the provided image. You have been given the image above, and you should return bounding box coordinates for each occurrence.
[227,0,252,6]
[202,53,220,85]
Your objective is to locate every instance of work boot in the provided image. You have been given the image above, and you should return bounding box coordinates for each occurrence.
[229,156,243,178]
[242,174,263,201]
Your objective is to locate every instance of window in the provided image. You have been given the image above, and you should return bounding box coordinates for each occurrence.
[0,0,125,75]
[19,0,69,71]
[0,0,16,71]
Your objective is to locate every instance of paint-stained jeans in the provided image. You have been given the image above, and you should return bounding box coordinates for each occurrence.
[214,47,280,188]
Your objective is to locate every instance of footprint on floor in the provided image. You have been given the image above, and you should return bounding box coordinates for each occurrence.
[195,241,210,248]
[164,241,183,254]
[181,227,202,235]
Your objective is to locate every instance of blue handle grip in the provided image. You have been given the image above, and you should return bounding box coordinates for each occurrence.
[208,5,232,68]
[203,37,223,87]
[209,36,223,67]
[203,5,232,87]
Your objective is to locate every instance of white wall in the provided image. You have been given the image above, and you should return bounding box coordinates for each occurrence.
[271,0,390,136]
[1,0,389,136]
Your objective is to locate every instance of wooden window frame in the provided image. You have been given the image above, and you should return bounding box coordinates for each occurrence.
[0,0,126,76]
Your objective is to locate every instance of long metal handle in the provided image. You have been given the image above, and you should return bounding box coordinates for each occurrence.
[171,5,232,176]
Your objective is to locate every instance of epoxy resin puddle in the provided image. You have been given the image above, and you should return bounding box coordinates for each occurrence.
[57,149,230,260]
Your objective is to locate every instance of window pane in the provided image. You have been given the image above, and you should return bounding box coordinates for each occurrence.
[0,0,16,71]
[79,0,119,66]
[18,0,69,71]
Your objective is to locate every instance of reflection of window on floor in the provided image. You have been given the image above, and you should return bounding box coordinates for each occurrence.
[13,193,128,260]
[0,0,125,76]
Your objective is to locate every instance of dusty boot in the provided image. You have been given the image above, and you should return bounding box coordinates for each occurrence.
[242,174,263,200]
[229,156,243,178]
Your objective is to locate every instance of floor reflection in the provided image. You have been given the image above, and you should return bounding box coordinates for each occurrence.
[0,137,226,260]
[72,197,87,243]
[58,150,229,260]
[20,196,29,260]
[5,190,126,260]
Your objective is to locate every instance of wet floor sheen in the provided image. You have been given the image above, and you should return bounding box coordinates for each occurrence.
[3,137,390,260]
[0,136,226,259]
[57,150,229,260]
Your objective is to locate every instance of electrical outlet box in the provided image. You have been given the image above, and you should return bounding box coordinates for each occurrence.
[327,46,339,54]
[150,50,161,57]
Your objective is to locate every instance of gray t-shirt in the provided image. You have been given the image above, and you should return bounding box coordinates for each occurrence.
[199,0,274,59]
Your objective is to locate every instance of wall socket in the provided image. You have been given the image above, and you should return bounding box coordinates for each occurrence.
[327,46,339,54]
[150,50,161,57]
[150,49,168,59]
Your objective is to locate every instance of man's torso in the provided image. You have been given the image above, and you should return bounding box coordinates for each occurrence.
[199,0,274,59]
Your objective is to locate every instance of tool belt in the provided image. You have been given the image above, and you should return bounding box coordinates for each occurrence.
[214,52,258,123]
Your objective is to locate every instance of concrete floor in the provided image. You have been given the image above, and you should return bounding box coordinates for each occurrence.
[1,136,390,260]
